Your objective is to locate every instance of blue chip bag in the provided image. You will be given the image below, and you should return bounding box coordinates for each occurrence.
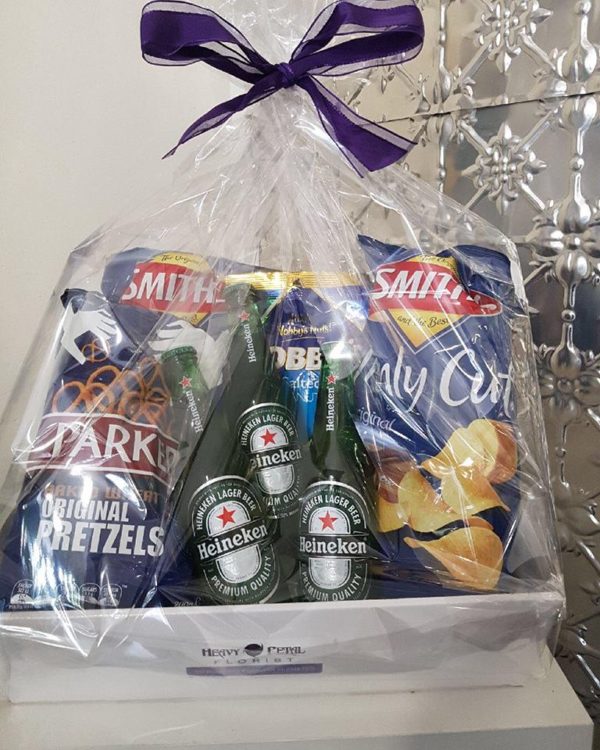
[225,271,368,441]
[265,284,325,442]
[356,236,524,593]
[101,248,228,337]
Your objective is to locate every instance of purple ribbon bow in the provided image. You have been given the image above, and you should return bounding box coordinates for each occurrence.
[141,0,424,172]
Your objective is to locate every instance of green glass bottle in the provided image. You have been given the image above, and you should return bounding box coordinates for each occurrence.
[167,289,280,605]
[231,285,305,601]
[298,343,377,602]
[161,345,209,448]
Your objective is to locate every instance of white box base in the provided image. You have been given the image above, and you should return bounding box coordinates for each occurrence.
[0,590,563,703]
[0,661,592,750]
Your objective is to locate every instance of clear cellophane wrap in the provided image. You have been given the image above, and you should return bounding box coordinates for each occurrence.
[0,0,563,699]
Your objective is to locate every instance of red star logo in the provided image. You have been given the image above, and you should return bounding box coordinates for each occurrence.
[217,506,236,527]
[179,376,192,388]
[260,428,277,446]
[327,374,337,385]
[319,511,337,531]
[239,311,250,322]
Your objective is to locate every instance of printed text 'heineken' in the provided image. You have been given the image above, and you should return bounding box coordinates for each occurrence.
[192,476,278,604]
[299,481,370,601]
[238,402,302,519]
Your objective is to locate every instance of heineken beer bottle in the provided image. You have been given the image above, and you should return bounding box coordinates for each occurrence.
[161,345,209,449]
[298,343,377,602]
[167,289,280,605]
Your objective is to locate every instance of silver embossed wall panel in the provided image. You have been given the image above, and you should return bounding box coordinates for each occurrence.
[338,0,600,728]
[336,0,600,118]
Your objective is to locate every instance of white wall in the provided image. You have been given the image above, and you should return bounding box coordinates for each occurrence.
[0,1,226,414]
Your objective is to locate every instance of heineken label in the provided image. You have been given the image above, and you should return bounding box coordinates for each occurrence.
[191,475,279,604]
[299,481,370,602]
[168,349,204,436]
[237,403,302,519]
[179,373,204,435]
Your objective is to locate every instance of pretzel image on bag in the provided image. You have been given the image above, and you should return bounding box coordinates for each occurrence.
[356,237,524,593]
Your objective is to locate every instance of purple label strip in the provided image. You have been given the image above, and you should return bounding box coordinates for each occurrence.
[186,663,323,676]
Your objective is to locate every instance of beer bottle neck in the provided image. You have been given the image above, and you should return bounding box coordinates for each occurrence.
[233,298,266,370]
[161,345,208,399]
[220,288,269,423]
[311,356,358,469]
[229,289,290,409]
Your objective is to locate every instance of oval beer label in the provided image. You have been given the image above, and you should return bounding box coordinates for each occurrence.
[237,403,302,519]
[191,475,279,604]
[298,481,370,602]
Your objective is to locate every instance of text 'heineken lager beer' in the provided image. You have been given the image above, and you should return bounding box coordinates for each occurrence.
[236,360,303,521]
[168,287,280,605]
[299,343,378,602]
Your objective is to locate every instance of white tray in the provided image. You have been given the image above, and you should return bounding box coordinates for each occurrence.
[0,660,592,750]
[0,590,562,703]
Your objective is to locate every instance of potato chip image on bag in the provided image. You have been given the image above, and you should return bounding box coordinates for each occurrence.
[355,237,525,593]
[405,527,504,592]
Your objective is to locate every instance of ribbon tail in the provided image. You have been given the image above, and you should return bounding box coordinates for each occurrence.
[165,79,276,157]
[301,77,415,173]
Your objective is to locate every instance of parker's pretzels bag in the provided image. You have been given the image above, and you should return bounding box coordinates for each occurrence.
[0,0,564,704]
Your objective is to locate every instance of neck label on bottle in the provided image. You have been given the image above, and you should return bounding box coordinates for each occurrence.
[299,480,370,602]
[237,403,302,519]
[191,475,279,604]
[239,315,257,364]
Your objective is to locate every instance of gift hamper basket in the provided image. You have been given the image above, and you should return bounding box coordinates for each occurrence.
[0,0,564,703]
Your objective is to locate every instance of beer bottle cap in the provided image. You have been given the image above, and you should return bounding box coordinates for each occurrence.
[223,281,257,308]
